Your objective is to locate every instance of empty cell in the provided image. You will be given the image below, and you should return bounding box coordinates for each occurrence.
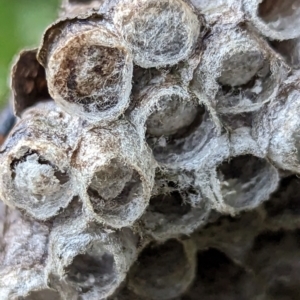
[193,210,263,264]
[149,192,192,217]
[218,50,264,87]
[147,104,207,165]
[65,243,117,296]
[74,121,155,228]
[131,81,215,167]
[142,190,210,240]
[247,230,300,299]
[47,217,139,299]
[182,248,260,300]
[146,95,200,137]
[128,239,196,300]
[243,0,300,40]
[270,39,300,69]
[217,154,278,210]
[195,27,284,114]
[11,49,50,117]
[259,0,300,35]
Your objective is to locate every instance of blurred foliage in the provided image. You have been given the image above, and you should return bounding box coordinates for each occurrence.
[0,0,59,107]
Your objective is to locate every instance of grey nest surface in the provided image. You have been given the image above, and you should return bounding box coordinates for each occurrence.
[1,0,300,299]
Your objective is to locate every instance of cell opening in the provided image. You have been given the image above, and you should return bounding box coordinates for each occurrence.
[56,44,126,112]
[13,153,69,199]
[148,192,191,219]
[146,97,207,164]
[5,148,73,219]
[218,50,265,87]
[182,248,255,300]
[216,58,271,112]
[264,176,300,219]
[217,154,273,209]
[65,244,117,295]
[196,248,242,280]
[258,0,300,33]
[249,231,300,300]
[269,39,300,69]
[142,184,208,238]
[252,230,286,252]
[87,159,143,217]
[119,0,199,67]
[129,239,192,299]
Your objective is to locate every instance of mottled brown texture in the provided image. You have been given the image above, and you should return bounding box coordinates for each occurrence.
[38,17,133,124]
[11,49,50,117]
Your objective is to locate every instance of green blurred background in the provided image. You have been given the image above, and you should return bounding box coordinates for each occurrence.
[0,0,60,108]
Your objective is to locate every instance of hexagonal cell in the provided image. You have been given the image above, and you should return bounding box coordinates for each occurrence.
[247,230,300,300]
[269,38,300,69]
[87,160,144,226]
[38,19,133,124]
[47,217,139,299]
[0,105,79,220]
[243,0,300,40]
[114,0,201,68]
[130,80,217,168]
[128,239,196,300]
[182,248,261,300]
[142,190,210,240]
[146,103,209,165]
[65,243,117,296]
[217,154,278,211]
[195,26,285,113]
[74,121,155,228]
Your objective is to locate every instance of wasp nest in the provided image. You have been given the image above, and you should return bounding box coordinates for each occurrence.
[1,0,300,299]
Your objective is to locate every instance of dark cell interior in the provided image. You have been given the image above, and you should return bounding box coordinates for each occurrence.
[66,252,115,293]
[264,176,300,218]
[218,155,263,183]
[217,154,270,209]
[269,40,300,69]
[258,0,300,31]
[133,239,186,281]
[149,192,191,216]
[258,0,300,22]
[251,230,286,253]
[182,248,255,300]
